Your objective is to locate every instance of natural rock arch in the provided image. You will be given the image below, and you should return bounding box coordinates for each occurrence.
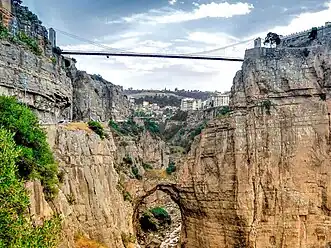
[132,183,188,247]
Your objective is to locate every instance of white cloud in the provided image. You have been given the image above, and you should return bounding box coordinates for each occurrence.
[269,2,331,36]
[66,2,331,92]
[187,32,238,45]
[110,2,254,24]
[169,0,177,5]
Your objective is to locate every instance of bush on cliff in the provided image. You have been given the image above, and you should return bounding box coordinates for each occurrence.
[139,207,171,232]
[166,162,176,175]
[109,118,143,136]
[0,96,58,200]
[0,128,61,247]
[144,119,160,134]
[88,121,105,139]
[17,31,42,56]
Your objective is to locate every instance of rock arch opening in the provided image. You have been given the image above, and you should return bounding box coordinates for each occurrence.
[133,184,185,248]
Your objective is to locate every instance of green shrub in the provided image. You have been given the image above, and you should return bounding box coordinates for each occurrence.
[17,31,42,56]
[123,155,133,165]
[139,207,171,232]
[150,207,171,224]
[190,122,207,139]
[0,128,62,247]
[144,119,160,134]
[217,106,231,117]
[0,22,9,39]
[139,211,158,232]
[88,121,105,139]
[123,191,132,202]
[109,118,144,136]
[142,163,153,170]
[166,162,176,175]
[0,96,58,200]
[132,166,142,180]
[261,100,272,115]
[51,57,57,65]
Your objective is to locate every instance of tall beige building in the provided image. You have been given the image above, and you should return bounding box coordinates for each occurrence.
[0,0,12,27]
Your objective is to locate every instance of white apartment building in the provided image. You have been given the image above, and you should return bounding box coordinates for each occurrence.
[180,98,202,111]
[212,93,230,107]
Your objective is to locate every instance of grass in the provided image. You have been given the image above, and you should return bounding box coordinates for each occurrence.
[75,234,107,248]
[63,122,92,133]
[121,233,136,248]
[145,169,168,179]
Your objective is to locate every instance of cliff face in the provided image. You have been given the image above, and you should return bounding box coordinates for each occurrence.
[0,40,130,124]
[45,124,135,248]
[70,71,130,122]
[175,44,331,247]
[0,40,72,123]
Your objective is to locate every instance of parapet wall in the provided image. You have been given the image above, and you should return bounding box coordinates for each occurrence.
[279,23,331,47]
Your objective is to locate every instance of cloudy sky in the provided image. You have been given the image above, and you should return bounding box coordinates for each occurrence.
[24,0,331,91]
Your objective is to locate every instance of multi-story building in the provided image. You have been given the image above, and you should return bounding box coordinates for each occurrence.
[181,98,202,111]
[212,92,230,107]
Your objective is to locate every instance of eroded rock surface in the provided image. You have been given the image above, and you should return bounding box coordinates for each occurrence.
[46,124,135,248]
[175,44,331,247]
[0,40,72,123]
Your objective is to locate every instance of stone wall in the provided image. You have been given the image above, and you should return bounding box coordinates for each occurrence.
[278,22,331,48]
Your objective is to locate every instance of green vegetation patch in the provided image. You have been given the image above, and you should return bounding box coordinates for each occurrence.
[139,207,171,232]
[216,106,231,117]
[0,96,58,200]
[88,121,105,139]
[144,119,160,134]
[0,128,61,247]
[0,23,42,56]
[166,161,177,175]
[142,163,153,170]
[109,118,144,136]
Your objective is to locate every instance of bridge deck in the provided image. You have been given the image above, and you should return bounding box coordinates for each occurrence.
[60,51,244,62]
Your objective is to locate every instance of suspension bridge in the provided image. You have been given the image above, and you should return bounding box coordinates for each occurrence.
[54,28,254,62]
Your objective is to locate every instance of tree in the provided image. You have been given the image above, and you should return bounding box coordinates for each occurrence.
[308,27,318,40]
[264,32,281,47]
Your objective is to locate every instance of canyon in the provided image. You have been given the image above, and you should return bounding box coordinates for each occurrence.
[3,20,331,248]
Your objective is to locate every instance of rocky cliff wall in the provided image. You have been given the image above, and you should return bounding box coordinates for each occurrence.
[44,124,136,248]
[0,39,130,124]
[173,42,331,247]
[0,40,72,123]
[70,70,130,122]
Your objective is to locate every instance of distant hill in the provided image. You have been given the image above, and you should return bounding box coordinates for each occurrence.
[124,89,213,101]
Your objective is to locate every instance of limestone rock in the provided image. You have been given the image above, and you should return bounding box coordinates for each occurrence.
[174,43,331,247]
[0,40,72,123]
[71,71,130,122]
[46,124,135,248]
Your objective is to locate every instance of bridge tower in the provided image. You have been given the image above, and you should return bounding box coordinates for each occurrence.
[49,28,56,48]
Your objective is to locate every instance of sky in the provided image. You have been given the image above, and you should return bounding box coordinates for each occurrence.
[23,0,331,92]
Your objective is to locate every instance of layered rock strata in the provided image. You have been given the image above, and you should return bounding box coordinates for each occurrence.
[175,44,331,247]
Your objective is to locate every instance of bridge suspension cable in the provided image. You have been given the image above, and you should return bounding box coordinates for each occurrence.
[53,27,248,58]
